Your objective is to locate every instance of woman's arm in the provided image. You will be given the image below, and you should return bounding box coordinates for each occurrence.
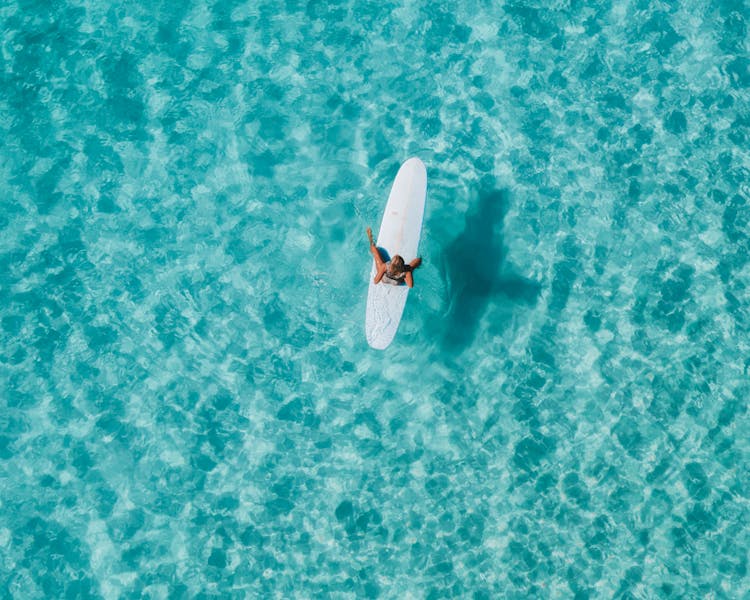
[404,257,421,288]
[367,227,387,283]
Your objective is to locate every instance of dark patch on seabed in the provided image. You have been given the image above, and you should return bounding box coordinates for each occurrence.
[440,185,540,354]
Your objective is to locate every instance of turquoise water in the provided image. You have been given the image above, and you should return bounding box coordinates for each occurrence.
[1,0,749,597]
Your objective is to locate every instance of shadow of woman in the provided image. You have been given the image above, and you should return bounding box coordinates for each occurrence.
[440,187,540,354]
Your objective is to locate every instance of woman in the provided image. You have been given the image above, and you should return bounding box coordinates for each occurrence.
[367,227,422,288]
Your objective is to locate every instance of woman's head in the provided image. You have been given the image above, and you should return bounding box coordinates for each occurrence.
[389,255,405,274]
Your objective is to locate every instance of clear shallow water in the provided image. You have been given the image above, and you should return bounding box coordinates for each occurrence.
[1,0,749,597]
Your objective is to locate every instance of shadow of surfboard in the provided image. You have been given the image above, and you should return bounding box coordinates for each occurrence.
[440,187,540,354]
[375,247,391,263]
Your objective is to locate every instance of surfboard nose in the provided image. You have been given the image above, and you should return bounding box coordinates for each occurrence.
[403,156,426,178]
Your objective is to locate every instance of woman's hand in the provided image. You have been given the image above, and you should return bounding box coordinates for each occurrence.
[366,227,375,246]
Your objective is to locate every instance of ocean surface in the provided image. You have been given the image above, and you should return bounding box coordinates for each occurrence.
[1,0,749,597]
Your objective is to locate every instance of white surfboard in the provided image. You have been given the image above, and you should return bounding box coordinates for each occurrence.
[365,157,427,349]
